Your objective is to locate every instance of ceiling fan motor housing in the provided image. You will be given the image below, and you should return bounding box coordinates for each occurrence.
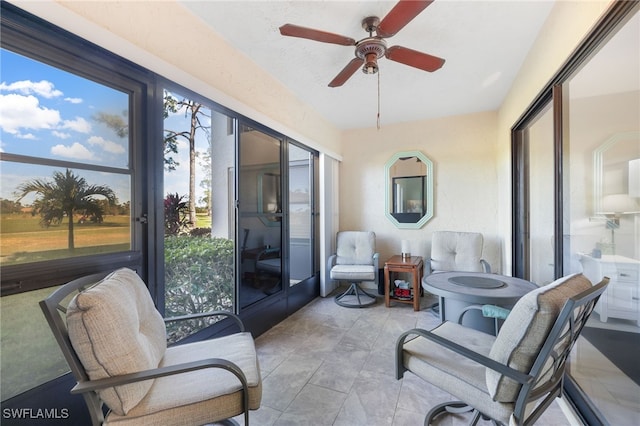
[356,37,387,74]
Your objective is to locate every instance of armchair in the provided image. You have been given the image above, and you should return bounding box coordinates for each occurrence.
[40,268,262,425]
[328,231,379,308]
[396,273,608,426]
[426,231,491,275]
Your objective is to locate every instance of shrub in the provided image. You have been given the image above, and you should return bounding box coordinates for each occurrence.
[164,235,234,342]
[164,193,190,236]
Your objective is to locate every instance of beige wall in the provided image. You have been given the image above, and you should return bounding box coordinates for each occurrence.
[341,111,502,271]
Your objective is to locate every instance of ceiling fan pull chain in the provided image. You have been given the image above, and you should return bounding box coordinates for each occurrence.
[377,70,381,130]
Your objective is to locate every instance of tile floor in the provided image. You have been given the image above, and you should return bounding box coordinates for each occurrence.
[231,288,572,425]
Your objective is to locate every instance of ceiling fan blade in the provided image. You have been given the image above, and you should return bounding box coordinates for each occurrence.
[377,0,434,38]
[328,58,362,87]
[386,45,445,72]
[279,24,356,46]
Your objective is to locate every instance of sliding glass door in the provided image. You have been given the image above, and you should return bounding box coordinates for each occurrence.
[512,3,639,423]
[238,124,283,309]
[288,143,320,311]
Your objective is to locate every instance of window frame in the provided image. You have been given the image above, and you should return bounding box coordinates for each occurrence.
[0,2,151,295]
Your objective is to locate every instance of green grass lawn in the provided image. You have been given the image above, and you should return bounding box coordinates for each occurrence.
[1,214,130,265]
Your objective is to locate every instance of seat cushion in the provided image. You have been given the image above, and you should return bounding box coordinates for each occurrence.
[104,333,262,425]
[330,264,376,281]
[67,268,167,416]
[402,322,514,425]
[431,231,484,272]
[487,273,592,402]
[335,231,375,265]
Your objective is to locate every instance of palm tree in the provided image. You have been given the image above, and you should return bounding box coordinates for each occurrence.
[17,169,116,250]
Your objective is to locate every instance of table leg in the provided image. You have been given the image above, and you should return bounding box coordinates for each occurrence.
[384,265,390,308]
[413,267,420,311]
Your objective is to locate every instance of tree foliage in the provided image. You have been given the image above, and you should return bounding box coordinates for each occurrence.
[16,169,116,249]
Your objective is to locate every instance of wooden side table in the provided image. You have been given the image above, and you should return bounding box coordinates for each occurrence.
[384,255,424,311]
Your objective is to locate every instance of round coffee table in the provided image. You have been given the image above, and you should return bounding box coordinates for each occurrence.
[422,271,537,334]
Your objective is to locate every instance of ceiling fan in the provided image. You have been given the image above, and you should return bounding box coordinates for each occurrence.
[279,0,445,87]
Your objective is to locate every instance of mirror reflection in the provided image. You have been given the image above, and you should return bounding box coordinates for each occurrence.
[385,151,433,228]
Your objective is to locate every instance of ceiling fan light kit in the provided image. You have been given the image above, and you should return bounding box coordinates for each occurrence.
[278,0,444,87]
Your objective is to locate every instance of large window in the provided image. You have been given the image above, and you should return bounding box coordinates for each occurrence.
[1,49,132,267]
[512,3,639,423]
[1,3,320,413]
[0,12,146,399]
[162,87,236,342]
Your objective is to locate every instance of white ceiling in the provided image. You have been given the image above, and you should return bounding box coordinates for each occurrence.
[180,1,557,130]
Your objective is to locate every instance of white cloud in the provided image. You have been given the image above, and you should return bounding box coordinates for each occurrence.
[61,117,91,133]
[0,94,61,134]
[51,142,94,160]
[64,97,83,104]
[87,135,126,154]
[0,80,63,98]
[16,133,37,140]
[52,131,71,139]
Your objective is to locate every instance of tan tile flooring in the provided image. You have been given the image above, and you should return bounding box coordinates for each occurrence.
[231,288,572,425]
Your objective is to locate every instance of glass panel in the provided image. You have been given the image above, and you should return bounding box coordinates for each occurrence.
[565,11,640,423]
[289,144,313,286]
[0,49,129,169]
[527,103,555,286]
[1,163,131,266]
[0,47,132,400]
[238,124,282,308]
[162,90,235,342]
[0,287,69,400]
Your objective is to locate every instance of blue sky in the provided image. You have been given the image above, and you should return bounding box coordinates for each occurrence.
[0,48,210,205]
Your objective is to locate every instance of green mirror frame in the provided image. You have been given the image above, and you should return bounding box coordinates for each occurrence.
[384,151,434,229]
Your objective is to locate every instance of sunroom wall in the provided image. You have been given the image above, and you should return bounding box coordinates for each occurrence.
[340,111,502,274]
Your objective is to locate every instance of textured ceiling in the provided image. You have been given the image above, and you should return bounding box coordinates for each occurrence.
[180,1,556,130]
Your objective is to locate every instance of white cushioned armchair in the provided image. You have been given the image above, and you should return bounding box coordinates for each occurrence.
[427,231,491,275]
[40,268,262,425]
[328,231,379,308]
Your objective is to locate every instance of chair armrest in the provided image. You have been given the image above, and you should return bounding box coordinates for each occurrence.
[395,327,533,386]
[481,259,491,273]
[425,259,433,275]
[327,254,337,270]
[164,310,244,332]
[373,253,380,285]
[71,357,247,394]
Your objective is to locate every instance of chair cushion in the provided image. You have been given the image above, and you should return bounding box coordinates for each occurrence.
[431,231,484,272]
[402,322,514,425]
[335,231,375,265]
[67,268,167,416]
[104,333,262,425]
[330,264,376,281]
[487,273,592,402]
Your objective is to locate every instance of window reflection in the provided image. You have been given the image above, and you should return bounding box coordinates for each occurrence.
[565,11,640,424]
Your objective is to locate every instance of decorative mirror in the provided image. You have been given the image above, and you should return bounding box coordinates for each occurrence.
[385,151,433,228]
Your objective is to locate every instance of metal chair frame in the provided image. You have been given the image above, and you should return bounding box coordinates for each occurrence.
[40,271,252,425]
[396,277,609,426]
